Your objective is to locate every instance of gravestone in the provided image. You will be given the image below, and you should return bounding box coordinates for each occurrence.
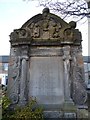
[7,8,88,118]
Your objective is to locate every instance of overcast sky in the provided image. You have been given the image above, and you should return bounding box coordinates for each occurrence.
[0,0,88,56]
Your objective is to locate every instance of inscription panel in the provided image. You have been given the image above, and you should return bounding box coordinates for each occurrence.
[29,57,64,108]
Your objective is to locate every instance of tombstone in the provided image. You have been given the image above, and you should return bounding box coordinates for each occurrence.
[7,8,88,118]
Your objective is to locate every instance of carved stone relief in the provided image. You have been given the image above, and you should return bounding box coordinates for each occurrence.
[64,28,73,42]
[9,8,82,46]
[70,46,87,105]
[9,93,19,104]
[49,21,61,38]
[33,23,40,38]
[27,19,62,40]
[11,57,20,80]
[8,46,29,105]
[8,51,21,104]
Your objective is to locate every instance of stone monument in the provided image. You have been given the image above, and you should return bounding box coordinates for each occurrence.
[7,8,88,118]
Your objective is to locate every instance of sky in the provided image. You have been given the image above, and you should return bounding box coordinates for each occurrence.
[0,0,88,56]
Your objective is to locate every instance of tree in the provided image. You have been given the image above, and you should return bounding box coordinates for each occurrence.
[24,0,90,21]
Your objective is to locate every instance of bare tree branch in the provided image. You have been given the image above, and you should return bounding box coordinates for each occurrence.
[23,0,90,20]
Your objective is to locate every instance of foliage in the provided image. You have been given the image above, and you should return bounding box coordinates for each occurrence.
[1,92,43,120]
[2,95,11,110]
[1,91,12,120]
[9,99,44,120]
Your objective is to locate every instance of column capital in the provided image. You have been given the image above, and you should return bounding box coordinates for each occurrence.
[63,46,72,61]
[21,56,29,61]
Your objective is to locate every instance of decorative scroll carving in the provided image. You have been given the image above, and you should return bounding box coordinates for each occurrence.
[10,28,32,45]
[73,29,82,44]
[64,28,73,42]
[71,46,87,105]
[10,57,20,80]
[72,80,87,105]
[8,46,29,105]
[10,93,19,104]
[8,53,21,104]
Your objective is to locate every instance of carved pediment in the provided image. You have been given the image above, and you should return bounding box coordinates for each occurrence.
[10,8,82,46]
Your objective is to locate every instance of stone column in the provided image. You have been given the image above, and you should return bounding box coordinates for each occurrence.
[19,56,28,106]
[63,46,72,102]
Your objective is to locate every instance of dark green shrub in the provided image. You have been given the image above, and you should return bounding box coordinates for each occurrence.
[1,91,12,120]
[1,92,43,120]
[10,99,44,120]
